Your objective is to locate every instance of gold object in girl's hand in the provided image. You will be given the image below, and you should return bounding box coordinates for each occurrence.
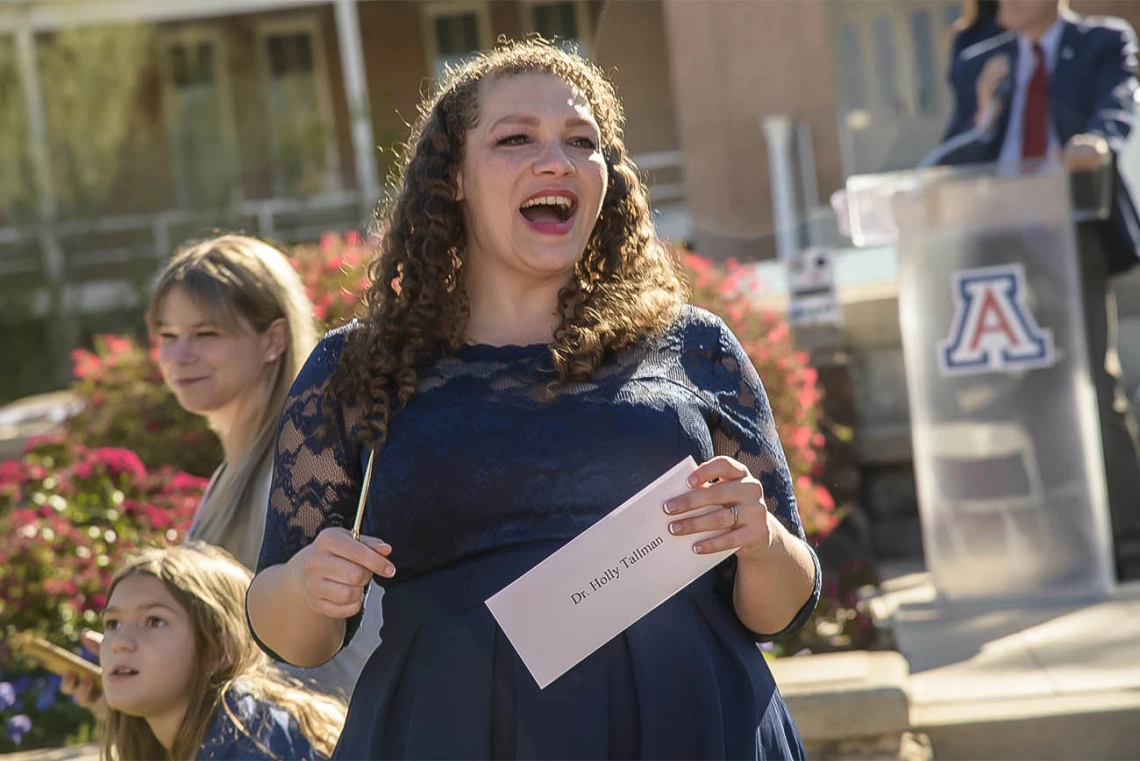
[8,631,102,680]
[351,448,376,541]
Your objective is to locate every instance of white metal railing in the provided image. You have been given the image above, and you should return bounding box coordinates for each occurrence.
[0,190,371,279]
[632,150,686,205]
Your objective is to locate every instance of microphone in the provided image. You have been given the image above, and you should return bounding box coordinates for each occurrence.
[980,71,1014,141]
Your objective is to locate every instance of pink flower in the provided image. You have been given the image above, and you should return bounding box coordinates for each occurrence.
[168,471,209,493]
[71,349,102,380]
[0,461,24,486]
[766,322,789,345]
[102,335,134,356]
[345,230,362,249]
[681,253,713,273]
[314,303,328,321]
[814,485,835,510]
[91,448,147,481]
[319,232,337,253]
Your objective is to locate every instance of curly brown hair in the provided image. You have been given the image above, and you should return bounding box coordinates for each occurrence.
[327,38,687,448]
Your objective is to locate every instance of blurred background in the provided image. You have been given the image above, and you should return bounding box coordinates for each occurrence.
[3,2,1140,758]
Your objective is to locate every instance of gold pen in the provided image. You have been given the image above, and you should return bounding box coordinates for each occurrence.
[351,447,376,541]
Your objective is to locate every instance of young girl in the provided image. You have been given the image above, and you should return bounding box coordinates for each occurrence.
[100,542,345,761]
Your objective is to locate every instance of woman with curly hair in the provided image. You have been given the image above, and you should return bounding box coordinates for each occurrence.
[247,39,820,759]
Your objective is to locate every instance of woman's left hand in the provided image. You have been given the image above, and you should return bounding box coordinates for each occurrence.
[662,456,776,562]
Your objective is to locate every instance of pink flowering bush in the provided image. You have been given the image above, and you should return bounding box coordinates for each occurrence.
[289,231,371,329]
[679,249,879,655]
[0,435,205,751]
[681,250,837,541]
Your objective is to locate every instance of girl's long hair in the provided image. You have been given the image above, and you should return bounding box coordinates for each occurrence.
[100,543,345,761]
[146,235,318,565]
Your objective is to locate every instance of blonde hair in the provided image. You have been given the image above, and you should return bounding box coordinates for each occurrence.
[100,543,346,761]
[146,234,318,565]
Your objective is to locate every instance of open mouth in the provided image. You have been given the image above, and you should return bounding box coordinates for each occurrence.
[519,192,578,234]
[108,666,138,679]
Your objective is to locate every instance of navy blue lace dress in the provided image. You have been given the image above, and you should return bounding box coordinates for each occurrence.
[255,305,821,760]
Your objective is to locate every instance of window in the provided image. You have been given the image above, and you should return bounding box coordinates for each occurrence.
[910,9,938,114]
[838,21,868,113]
[872,15,901,115]
[160,29,238,208]
[524,1,588,55]
[422,2,492,79]
[256,17,340,197]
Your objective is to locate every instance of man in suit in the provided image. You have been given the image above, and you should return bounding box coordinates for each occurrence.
[941,0,1140,579]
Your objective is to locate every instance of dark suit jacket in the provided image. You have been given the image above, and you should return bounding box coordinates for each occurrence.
[941,11,1140,275]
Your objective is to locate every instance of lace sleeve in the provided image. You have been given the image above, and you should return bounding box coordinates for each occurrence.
[253,329,368,655]
[706,317,821,641]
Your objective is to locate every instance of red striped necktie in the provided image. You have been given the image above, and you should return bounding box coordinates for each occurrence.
[1022,42,1049,159]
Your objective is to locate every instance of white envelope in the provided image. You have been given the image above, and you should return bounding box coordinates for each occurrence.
[485,456,737,688]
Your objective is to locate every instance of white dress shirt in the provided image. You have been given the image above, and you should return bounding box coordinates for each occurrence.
[998,18,1066,166]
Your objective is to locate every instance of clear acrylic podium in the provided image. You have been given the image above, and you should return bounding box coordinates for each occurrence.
[845,163,1116,604]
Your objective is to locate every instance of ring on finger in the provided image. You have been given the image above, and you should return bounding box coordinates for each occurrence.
[728,505,739,528]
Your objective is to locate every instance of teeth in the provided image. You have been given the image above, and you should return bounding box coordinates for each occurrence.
[521,195,573,209]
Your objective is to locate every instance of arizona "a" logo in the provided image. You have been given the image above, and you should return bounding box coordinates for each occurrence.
[938,264,1055,376]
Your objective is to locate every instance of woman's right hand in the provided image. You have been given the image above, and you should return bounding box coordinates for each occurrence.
[288,527,395,619]
[60,630,107,721]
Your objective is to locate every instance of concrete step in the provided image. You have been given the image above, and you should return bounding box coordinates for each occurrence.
[913,689,1140,761]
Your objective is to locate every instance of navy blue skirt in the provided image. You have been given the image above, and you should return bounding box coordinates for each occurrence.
[333,543,806,760]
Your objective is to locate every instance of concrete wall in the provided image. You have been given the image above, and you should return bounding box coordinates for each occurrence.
[593,0,679,157]
[661,0,844,262]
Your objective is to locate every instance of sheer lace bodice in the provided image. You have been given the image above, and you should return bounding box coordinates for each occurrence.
[257,305,819,645]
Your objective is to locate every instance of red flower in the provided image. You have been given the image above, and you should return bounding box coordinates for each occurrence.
[681,253,713,273]
[0,460,24,486]
[71,348,102,380]
[102,335,134,356]
[814,485,835,510]
[91,448,147,481]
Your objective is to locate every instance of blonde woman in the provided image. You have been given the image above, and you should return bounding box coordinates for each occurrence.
[99,542,345,761]
[147,234,320,567]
